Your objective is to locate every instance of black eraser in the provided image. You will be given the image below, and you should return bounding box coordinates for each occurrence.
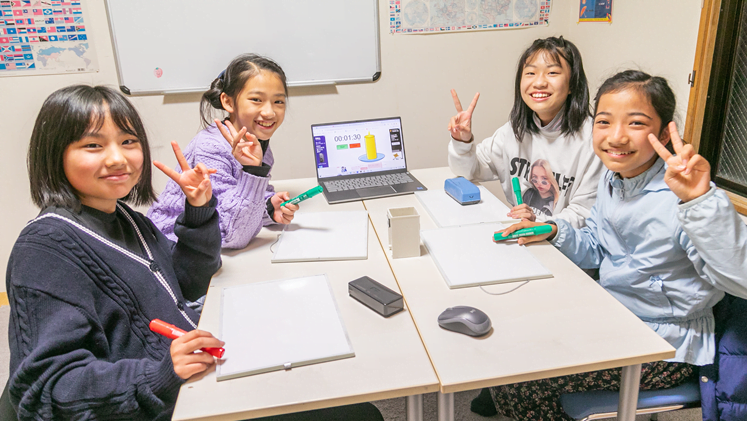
[348,276,404,317]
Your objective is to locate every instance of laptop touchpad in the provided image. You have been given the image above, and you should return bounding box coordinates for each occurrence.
[357,186,396,197]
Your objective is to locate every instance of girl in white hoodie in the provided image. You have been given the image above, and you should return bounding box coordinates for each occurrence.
[448,36,604,229]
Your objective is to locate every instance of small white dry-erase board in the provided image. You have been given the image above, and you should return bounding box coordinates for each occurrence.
[271,211,369,263]
[415,186,513,228]
[421,223,553,289]
[218,274,354,381]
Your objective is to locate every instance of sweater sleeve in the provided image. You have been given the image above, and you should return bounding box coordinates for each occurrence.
[7,251,183,420]
[169,196,222,301]
[146,179,183,243]
[148,129,273,250]
[262,162,277,227]
[550,199,606,270]
[191,147,271,249]
[447,128,505,182]
[677,186,747,299]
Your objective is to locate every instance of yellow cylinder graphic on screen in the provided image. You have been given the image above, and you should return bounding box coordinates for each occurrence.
[365,132,377,160]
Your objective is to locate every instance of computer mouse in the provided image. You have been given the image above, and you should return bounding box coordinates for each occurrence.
[437,306,492,337]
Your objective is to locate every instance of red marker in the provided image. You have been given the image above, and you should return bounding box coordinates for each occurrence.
[149,319,225,359]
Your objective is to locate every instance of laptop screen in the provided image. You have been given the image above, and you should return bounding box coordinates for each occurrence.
[312,117,407,179]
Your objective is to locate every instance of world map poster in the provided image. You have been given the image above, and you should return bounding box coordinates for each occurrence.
[0,0,98,76]
[390,0,551,34]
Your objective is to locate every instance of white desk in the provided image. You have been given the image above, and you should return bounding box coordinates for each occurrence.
[362,167,676,421]
[172,177,439,421]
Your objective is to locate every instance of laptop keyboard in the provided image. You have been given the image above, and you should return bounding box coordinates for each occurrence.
[324,173,414,192]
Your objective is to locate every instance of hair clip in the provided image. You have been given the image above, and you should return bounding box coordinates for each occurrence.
[218,69,226,81]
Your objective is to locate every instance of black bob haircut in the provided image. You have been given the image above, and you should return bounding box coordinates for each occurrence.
[510,36,590,142]
[593,69,676,135]
[200,53,288,128]
[28,84,156,211]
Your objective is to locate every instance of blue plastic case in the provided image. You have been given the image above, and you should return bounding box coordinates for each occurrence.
[444,177,481,205]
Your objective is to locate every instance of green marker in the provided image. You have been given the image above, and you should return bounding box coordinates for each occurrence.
[512,177,523,205]
[494,224,553,242]
[281,185,323,207]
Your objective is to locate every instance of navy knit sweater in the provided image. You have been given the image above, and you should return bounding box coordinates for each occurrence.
[6,198,221,420]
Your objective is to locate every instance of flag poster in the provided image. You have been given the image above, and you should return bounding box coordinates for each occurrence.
[579,0,612,23]
[0,0,98,76]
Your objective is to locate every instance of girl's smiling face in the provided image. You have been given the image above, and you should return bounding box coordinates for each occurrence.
[530,166,552,198]
[593,89,670,178]
[520,51,571,125]
[63,110,143,213]
[222,70,286,140]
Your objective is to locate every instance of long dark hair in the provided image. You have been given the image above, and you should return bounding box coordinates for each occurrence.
[28,85,155,211]
[510,36,590,141]
[200,53,288,127]
[593,70,676,135]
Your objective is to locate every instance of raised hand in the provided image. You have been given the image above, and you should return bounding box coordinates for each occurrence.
[495,221,556,246]
[270,192,298,224]
[154,141,217,208]
[215,118,263,167]
[448,89,480,142]
[648,121,712,203]
[170,329,225,380]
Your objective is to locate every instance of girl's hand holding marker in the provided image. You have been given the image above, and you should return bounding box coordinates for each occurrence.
[494,221,556,246]
[281,185,324,207]
[508,176,537,221]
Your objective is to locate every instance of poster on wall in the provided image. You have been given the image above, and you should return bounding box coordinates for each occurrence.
[389,0,551,34]
[0,0,98,76]
[579,0,612,23]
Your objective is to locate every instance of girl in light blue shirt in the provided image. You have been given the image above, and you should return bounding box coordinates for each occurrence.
[479,70,747,421]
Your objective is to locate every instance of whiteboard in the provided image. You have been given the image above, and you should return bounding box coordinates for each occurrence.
[421,223,553,289]
[218,275,354,381]
[272,211,369,263]
[415,186,516,228]
[104,0,381,95]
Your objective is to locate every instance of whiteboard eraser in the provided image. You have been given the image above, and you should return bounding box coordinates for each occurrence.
[444,177,481,205]
[348,276,403,317]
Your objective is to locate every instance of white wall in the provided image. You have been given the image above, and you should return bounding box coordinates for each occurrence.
[0,0,702,292]
[566,0,702,127]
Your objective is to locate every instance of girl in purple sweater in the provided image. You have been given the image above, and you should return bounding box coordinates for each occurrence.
[148,54,299,250]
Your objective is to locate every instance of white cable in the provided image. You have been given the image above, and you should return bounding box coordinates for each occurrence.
[480,281,529,295]
[269,224,288,253]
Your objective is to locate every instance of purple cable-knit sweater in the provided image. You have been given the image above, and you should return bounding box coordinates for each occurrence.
[148,123,276,249]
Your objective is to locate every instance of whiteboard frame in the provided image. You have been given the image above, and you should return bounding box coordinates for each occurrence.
[421,223,554,289]
[415,186,516,228]
[217,274,355,381]
[271,211,369,263]
[104,0,382,95]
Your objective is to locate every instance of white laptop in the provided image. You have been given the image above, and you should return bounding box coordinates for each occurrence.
[311,117,427,204]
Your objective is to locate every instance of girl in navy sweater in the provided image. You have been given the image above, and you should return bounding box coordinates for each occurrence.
[5,85,224,420]
[4,85,384,421]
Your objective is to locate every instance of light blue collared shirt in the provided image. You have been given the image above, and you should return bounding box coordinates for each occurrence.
[551,158,747,365]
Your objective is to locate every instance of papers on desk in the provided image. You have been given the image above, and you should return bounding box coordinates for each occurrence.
[415,186,515,227]
[421,223,553,289]
[217,274,355,381]
[271,211,369,262]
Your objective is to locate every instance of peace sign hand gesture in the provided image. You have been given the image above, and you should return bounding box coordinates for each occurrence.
[448,89,480,142]
[215,118,263,167]
[154,141,217,208]
[648,121,712,203]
